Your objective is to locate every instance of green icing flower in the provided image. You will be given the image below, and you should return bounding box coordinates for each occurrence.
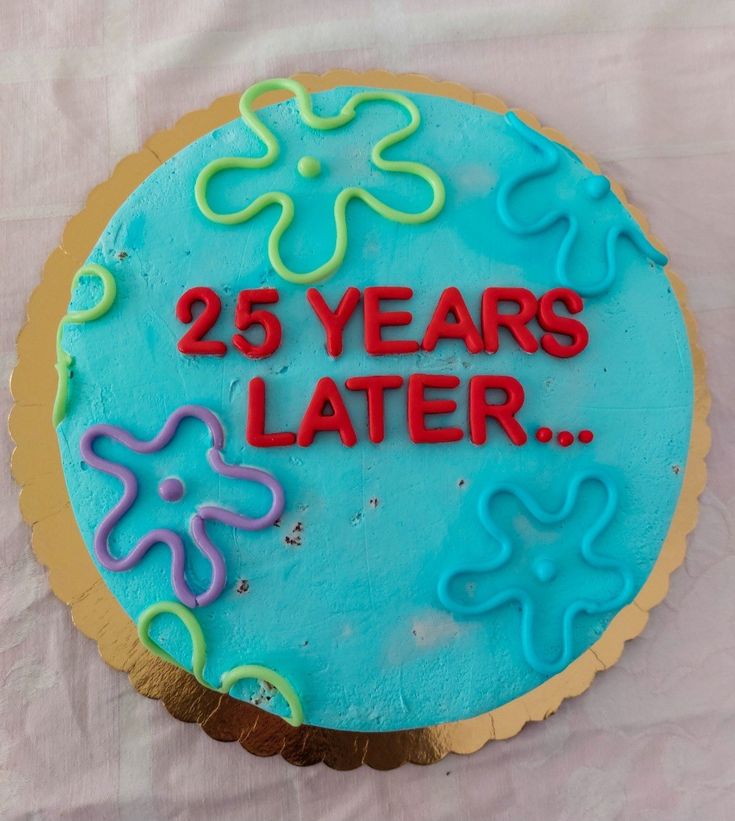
[194,78,446,285]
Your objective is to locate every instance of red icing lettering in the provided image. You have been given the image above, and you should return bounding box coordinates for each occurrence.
[246,377,296,447]
[297,377,357,447]
[481,287,539,354]
[307,287,361,357]
[469,375,527,445]
[363,286,419,356]
[232,288,282,359]
[244,372,532,448]
[176,287,227,356]
[422,286,484,354]
[407,374,463,444]
[537,287,588,358]
[535,426,553,443]
[345,375,404,444]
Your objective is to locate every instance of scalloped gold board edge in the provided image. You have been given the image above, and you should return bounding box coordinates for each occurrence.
[10,69,710,770]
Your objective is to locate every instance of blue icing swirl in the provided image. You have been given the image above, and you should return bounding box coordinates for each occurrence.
[56,88,692,731]
[497,112,668,297]
[438,468,634,676]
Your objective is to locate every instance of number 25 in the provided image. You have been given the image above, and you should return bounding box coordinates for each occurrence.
[176,287,282,359]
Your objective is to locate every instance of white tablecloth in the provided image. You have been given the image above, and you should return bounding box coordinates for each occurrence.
[2,1,734,819]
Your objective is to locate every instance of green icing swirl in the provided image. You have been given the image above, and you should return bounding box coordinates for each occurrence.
[53,263,117,427]
[138,600,304,728]
[194,78,446,285]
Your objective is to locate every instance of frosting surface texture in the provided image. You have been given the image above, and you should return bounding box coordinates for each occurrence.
[56,85,692,731]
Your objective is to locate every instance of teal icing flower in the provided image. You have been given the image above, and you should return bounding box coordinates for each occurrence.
[497,112,668,297]
[437,469,634,675]
[194,78,446,285]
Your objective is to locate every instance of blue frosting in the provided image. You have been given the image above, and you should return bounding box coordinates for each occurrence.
[57,88,693,731]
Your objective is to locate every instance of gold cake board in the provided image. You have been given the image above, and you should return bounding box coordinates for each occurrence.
[9,70,710,769]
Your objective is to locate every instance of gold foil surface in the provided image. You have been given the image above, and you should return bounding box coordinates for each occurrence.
[9,70,710,769]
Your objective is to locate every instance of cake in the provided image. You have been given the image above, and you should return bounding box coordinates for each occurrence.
[12,71,707,766]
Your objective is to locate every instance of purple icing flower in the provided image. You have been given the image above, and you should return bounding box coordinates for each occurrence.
[80,405,285,608]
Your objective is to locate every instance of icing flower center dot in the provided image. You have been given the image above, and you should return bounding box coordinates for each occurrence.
[158,476,185,502]
[532,557,557,583]
[583,174,611,200]
[297,155,321,178]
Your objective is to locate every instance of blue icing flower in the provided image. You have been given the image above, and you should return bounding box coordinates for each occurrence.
[437,469,635,675]
[194,78,446,285]
[80,405,285,608]
[497,112,667,296]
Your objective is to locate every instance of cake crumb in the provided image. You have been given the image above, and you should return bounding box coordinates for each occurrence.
[235,579,250,594]
[284,521,304,547]
[369,497,379,508]
[116,250,128,260]
[672,464,680,474]
[458,479,466,488]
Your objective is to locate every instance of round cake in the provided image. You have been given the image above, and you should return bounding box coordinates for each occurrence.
[11,71,707,767]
